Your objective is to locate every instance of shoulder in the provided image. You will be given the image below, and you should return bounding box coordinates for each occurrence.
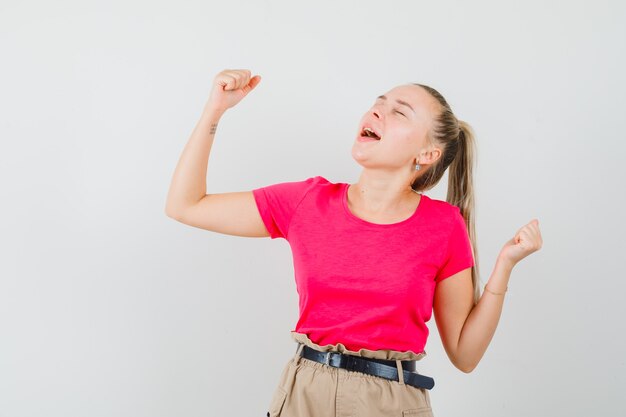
[302,175,342,192]
[308,175,333,185]
[254,175,328,192]
[421,194,462,220]
[294,175,334,193]
[252,175,337,203]
[307,175,331,185]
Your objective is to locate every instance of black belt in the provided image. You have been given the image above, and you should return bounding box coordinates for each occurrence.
[298,344,435,390]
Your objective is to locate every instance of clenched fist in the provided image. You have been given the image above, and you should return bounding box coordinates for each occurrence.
[498,219,543,267]
[205,69,261,114]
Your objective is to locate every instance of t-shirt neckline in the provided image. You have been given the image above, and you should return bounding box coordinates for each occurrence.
[341,183,426,227]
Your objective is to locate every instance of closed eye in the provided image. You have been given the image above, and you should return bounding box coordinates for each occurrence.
[394,109,405,117]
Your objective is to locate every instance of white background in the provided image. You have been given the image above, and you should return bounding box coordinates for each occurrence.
[1,1,624,416]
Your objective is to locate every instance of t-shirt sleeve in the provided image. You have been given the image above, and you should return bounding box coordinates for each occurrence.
[435,207,475,283]
[251,176,318,240]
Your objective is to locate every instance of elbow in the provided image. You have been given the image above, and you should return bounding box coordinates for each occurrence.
[448,344,483,373]
[165,195,204,220]
[453,356,479,374]
[165,205,183,221]
[457,363,477,374]
[165,198,188,220]
[164,206,176,219]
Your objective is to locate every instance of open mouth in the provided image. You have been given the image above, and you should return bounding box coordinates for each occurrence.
[360,127,381,140]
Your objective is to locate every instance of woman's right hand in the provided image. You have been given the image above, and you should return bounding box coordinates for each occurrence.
[204,69,261,114]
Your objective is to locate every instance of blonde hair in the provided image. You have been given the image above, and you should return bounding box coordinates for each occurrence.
[411,83,481,305]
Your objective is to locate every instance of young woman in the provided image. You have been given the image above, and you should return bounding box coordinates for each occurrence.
[165,69,543,417]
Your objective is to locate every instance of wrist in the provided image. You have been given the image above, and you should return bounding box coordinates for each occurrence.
[202,103,226,119]
[483,256,515,296]
[496,254,516,272]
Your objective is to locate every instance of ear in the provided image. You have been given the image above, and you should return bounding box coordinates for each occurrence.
[417,147,442,165]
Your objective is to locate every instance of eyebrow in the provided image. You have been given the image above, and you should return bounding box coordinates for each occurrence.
[377,95,415,114]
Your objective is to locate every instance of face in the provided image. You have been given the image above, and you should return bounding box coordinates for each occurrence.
[352,84,441,172]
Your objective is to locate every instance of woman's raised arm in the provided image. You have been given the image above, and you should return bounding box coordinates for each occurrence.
[433,219,543,373]
[164,69,266,237]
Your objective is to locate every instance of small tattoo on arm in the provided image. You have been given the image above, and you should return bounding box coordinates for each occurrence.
[209,123,217,135]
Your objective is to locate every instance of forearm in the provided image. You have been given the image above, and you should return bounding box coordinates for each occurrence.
[165,103,225,216]
[455,256,514,372]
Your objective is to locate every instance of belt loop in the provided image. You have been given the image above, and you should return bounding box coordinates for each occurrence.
[293,343,305,365]
[396,360,405,385]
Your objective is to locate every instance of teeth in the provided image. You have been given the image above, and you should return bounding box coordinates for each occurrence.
[363,127,380,139]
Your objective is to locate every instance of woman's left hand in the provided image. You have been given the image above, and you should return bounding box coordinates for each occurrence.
[498,219,543,267]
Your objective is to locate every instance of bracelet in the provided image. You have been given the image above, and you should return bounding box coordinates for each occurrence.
[484,285,508,295]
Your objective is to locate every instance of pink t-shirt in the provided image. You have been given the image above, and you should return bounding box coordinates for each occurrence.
[252,175,474,355]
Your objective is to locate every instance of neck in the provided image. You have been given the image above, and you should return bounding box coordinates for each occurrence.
[350,172,420,214]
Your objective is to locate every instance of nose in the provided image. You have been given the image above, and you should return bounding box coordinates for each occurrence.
[372,108,381,119]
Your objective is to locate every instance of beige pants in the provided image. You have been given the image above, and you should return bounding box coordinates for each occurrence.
[267,332,434,417]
